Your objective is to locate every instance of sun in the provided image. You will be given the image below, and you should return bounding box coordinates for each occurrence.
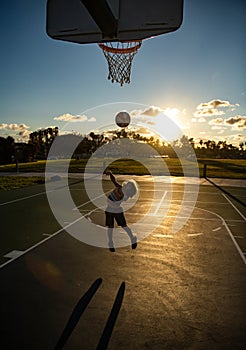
[153,112,183,142]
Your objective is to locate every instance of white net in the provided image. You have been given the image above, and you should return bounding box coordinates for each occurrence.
[98,41,142,86]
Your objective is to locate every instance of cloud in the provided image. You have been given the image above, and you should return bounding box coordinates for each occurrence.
[130,106,163,125]
[17,129,30,140]
[0,123,30,142]
[194,108,225,118]
[191,117,207,123]
[225,134,245,144]
[131,106,166,118]
[197,117,206,123]
[0,123,8,129]
[18,129,30,136]
[134,127,153,135]
[131,106,180,118]
[194,99,239,118]
[211,126,226,130]
[225,116,241,125]
[208,118,224,125]
[225,115,246,129]
[196,99,235,109]
[0,123,29,131]
[130,106,182,133]
[132,106,163,117]
[163,107,180,118]
[88,117,96,122]
[208,115,246,131]
[53,113,93,122]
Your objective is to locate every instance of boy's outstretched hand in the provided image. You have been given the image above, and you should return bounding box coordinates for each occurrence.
[104,170,119,188]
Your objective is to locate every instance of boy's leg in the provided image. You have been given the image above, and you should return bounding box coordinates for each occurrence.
[105,211,115,252]
[107,227,115,252]
[122,226,137,250]
[115,213,137,249]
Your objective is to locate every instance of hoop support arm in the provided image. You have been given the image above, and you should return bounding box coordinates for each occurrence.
[81,0,117,38]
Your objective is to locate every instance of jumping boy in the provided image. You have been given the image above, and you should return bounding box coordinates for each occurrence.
[105,170,138,252]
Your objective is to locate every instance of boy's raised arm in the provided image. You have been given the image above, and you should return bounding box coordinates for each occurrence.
[106,170,120,187]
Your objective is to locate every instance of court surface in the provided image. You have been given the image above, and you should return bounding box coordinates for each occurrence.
[1,175,246,349]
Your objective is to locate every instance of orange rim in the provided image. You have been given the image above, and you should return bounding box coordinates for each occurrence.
[99,41,142,54]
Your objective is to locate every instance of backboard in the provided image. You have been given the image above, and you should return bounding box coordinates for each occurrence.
[46,0,183,44]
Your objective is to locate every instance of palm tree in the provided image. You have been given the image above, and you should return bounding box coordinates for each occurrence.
[239,142,244,151]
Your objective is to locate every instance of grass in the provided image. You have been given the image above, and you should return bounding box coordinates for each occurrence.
[0,158,245,191]
[199,159,246,179]
[0,160,47,173]
[0,176,45,191]
[104,158,199,176]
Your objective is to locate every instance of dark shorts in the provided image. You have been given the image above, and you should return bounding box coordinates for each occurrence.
[105,211,127,227]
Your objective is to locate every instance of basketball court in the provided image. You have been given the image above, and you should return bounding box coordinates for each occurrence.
[1,1,245,349]
[1,175,246,349]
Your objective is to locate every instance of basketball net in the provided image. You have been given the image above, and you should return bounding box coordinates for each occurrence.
[98,41,142,86]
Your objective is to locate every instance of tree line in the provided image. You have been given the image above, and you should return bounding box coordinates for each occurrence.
[0,127,245,165]
[0,127,59,164]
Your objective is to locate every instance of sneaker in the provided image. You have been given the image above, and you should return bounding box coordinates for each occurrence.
[131,236,137,250]
[108,241,115,252]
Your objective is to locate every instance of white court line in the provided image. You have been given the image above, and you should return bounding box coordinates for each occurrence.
[140,189,224,195]
[2,207,245,267]
[73,190,111,210]
[154,191,167,216]
[4,250,24,259]
[0,177,82,207]
[195,205,246,265]
[2,189,246,268]
[153,234,173,238]
[0,190,52,207]
[171,200,229,205]
[223,220,246,264]
[125,212,231,222]
[187,233,203,237]
[0,215,84,269]
[222,193,246,221]
[212,227,222,232]
[0,179,93,207]
[0,204,106,269]
[225,219,246,223]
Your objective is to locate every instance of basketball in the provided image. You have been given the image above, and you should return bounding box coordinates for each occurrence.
[115,111,131,127]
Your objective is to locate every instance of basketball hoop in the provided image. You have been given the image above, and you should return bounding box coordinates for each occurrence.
[98,41,142,86]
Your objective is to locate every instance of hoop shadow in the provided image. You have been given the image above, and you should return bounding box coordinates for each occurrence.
[54,279,125,350]
[96,282,125,350]
[54,278,102,349]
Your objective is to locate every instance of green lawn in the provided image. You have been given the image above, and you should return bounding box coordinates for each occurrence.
[0,158,245,191]
[0,176,45,191]
[0,160,47,173]
[199,159,246,179]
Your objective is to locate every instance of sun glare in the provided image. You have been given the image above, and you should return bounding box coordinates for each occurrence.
[163,107,180,118]
[154,112,183,142]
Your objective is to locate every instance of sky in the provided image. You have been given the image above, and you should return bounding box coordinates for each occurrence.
[0,0,245,146]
